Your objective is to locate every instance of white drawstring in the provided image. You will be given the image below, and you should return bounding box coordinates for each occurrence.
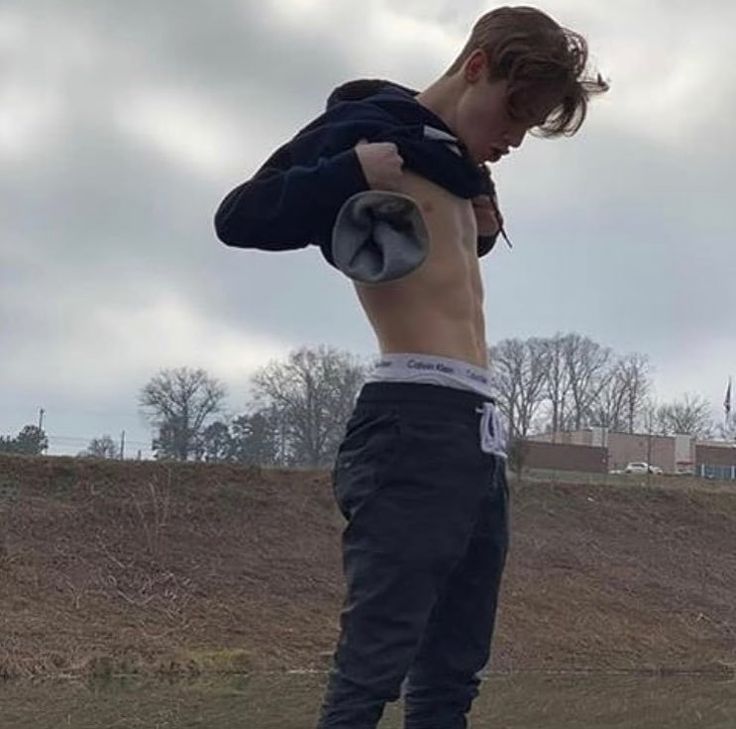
[475,403,507,458]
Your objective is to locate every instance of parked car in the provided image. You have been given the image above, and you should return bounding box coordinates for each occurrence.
[625,462,649,474]
[625,462,663,474]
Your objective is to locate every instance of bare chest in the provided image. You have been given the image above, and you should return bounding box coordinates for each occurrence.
[401,170,478,259]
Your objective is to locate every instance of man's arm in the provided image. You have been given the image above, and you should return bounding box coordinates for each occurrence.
[214,145,368,251]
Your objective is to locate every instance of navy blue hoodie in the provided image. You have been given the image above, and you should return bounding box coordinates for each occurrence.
[214,78,500,269]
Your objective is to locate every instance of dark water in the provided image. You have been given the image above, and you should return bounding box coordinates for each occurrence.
[0,671,734,728]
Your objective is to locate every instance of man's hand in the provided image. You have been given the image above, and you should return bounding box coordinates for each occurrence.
[354,139,405,191]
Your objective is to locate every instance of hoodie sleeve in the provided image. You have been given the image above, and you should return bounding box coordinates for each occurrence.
[214,143,369,250]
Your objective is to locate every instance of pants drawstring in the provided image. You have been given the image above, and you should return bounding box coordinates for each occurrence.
[476,402,507,459]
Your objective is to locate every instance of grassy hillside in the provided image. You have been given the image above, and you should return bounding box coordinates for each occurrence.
[1,454,734,680]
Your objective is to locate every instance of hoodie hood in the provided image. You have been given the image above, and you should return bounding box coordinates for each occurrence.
[327,78,418,106]
[326,78,461,143]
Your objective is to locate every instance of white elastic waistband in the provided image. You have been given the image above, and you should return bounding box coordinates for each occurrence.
[365,352,495,400]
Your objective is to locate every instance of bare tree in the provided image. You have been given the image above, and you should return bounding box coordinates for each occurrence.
[140,367,226,461]
[540,332,573,436]
[715,420,736,442]
[489,337,548,439]
[640,397,660,475]
[618,353,652,433]
[641,398,658,434]
[589,353,651,432]
[491,333,652,440]
[80,435,119,460]
[563,333,613,430]
[588,365,624,430]
[656,393,715,438]
[251,346,368,468]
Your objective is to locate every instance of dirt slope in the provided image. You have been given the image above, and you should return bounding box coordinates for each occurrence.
[0,454,734,680]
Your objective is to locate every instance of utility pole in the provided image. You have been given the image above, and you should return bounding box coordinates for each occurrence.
[280,410,286,467]
[120,431,126,460]
[38,408,46,454]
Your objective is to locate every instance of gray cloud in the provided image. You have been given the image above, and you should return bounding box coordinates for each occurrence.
[1,0,734,453]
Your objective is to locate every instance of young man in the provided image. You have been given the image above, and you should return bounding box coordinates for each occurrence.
[215,7,607,728]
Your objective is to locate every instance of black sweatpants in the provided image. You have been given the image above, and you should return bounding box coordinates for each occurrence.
[316,382,510,729]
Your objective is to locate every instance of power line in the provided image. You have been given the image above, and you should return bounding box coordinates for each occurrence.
[44,434,152,447]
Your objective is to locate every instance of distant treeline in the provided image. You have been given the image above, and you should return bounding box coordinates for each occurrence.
[3,333,728,468]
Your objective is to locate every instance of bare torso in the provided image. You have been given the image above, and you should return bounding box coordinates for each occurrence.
[353,170,488,369]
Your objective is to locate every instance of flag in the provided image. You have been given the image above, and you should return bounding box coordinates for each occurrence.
[725,378,732,420]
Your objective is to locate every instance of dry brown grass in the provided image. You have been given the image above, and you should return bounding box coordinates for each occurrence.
[1,453,734,681]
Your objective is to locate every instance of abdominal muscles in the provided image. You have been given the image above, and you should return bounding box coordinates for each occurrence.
[354,170,488,366]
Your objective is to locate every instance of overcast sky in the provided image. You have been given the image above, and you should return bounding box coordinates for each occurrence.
[1,0,734,456]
